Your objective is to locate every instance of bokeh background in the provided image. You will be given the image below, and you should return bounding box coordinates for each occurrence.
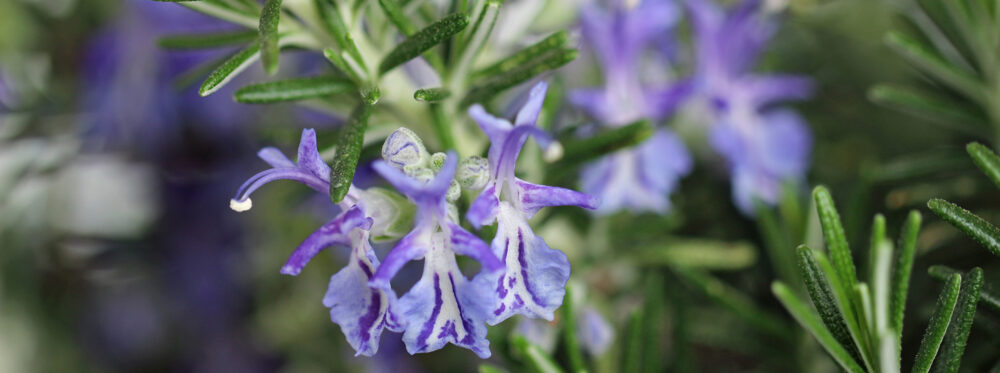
[2,0,999,372]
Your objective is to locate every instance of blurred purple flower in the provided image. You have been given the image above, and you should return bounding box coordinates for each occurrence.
[370,152,504,358]
[569,0,693,215]
[577,307,614,355]
[232,129,401,356]
[467,82,599,325]
[688,0,814,213]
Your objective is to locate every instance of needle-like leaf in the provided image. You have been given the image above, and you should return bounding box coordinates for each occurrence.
[772,282,866,373]
[912,273,961,373]
[927,198,1000,257]
[378,13,469,75]
[813,186,860,301]
[931,267,982,373]
[329,103,371,203]
[967,142,1000,189]
[258,0,283,75]
[233,76,354,103]
[796,246,863,364]
[891,211,921,341]
[200,42,261,97]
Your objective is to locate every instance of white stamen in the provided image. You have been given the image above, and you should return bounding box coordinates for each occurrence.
[230,198,253,212]
[543,142,564,163]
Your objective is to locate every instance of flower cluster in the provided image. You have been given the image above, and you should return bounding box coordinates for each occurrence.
[569,0,812,215]
[230,82,596,358]
[688,0,814,213]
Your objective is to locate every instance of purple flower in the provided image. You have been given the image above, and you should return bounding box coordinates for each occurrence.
[230,129,399,356]
[467,82,599,324]
[688,0,814,213]
[569,0,693,215]
[577,307,614,356]
[369,152,504,358]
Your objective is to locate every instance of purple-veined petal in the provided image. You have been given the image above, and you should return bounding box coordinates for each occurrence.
[447,222,504,274]
[495,125,553,179]
[258,147,295,168]
[296,128,332,181]
[323,230,399,356]
[397,233,492,358]
[513,82,548,127]
[486,204,570,324]
[515,179,599,218]
[466,185,499,229]
[281,206,373,276]
[469,105,514,164]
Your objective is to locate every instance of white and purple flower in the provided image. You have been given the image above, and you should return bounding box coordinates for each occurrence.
[688,0,814,213]
[369,151,504,358]
[230,129,400,356]
[569,0,693,215]
[467,82,600,324]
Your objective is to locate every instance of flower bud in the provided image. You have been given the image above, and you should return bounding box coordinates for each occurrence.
[428,152,446,172]
[382,127,428,171]
[446,179,461,202]
[456,156,490,190]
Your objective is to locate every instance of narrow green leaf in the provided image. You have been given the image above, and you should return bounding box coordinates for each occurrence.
[632,239,757,270]
[931,267,983,373]
[478,365,506,373]
[558,119,653,166]
[884,32,987,104]
[377,0,417,34]
[891,211,921,341]
[622,309,643,373]
[315,0,366,70]
[414,87,451,102]
[641,273,666,373]
[329,103,371,203]
[322,48,364,82]
[867,84,989,137]
[233,76,353,103]
[772,282,866,373]
[674,267,792,342]
[813,247,876,371]
[813,186,860,298]
[927,198,1000,256]
[158,30,258,50]
[561,284,586,373]
[880,332,899,373]
[928,265,1000,313]
[545,119,652,184]
[378,13,470,74]
[461,48,577,107]
[871,240,892,334]
[200,42,261,97]
[796,246,863,364]
[473,31,569,80]
[868,214,886,283]
[258,0,283,75]
[511,335,564,373]
[755,201,798,287]
[912,273,962,373]
[967,142,1000,190]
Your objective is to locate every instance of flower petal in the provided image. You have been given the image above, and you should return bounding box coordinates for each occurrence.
[369,228,431,290]
[372,152,457,205]
[398,235,491,358]
[466,185,499,229]
[281,206,373,276]
[257,147,295,168]
[486,204,570,324]
[513,81,548,127]
[323,232,399,356]
[577,307,614,356]
[296,128,331,181]
[447,222,504,274]
[516,179,599,218]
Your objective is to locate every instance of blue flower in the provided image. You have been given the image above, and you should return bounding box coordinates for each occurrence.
[687,0,814,213]
[467,82,599,324]
[569,0,693,215]
[230,129,400,356]
[369,152,504,358]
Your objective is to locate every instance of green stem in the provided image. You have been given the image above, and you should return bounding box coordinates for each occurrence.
[431,103,456,151]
